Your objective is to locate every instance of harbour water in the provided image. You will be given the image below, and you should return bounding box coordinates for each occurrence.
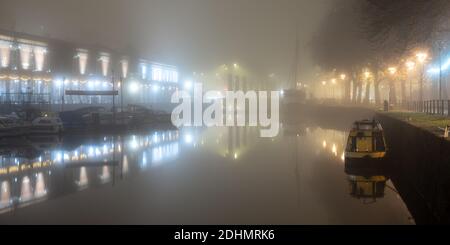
[0,116,414,224]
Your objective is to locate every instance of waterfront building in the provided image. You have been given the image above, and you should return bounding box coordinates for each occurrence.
[0,29,179,112]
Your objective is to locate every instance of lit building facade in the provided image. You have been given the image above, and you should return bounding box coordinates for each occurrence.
[0,29,179,109]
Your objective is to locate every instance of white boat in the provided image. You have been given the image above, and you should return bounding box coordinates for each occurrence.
[31,116,64,134]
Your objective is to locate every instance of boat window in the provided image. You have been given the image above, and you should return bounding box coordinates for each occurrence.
[356,137,372,152]
[373,132,386,152]
[347,135,375,153]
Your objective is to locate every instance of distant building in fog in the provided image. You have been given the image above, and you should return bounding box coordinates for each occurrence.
[0,29,179,110]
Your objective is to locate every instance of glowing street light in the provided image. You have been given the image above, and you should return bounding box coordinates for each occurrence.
[416,52,428,64]
[406,61,416,71]
[184,80,193,90]
[364,71,371,79]
[388,67,397,75]
[331,79,337,85]
[416,52,428,105]
[406,61,416,102]
[340,74,346,80]
[129,82,140,93]
[322,81,327,86]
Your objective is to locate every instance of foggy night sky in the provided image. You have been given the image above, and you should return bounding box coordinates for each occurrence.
[0,0,333,83]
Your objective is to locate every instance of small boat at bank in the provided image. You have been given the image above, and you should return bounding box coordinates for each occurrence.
[31,116,64,134]
[345,119,387,164]
[0,116,29,137]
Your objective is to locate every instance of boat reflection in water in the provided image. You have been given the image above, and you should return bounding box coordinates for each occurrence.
[0,129,180,214]
[345,161,389,203]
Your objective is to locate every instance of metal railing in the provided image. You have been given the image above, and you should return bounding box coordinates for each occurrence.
[405,100,450,116]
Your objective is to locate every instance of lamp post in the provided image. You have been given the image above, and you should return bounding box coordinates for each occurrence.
[340,74,346,101]
[416,52,428,111]
[388,67,397,106]
[406,61,416,103]
[331,78,337,99]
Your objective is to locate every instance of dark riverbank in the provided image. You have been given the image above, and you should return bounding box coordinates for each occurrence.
[376,113,450,224]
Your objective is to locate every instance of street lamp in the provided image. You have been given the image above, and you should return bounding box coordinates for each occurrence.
[406,61,416,71]
[388,67,397,75]
[405,61,416,103]
[416,52,428,64]
[416,52,428,107]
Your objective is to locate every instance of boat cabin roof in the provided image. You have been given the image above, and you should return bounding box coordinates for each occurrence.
[351,120,383,132]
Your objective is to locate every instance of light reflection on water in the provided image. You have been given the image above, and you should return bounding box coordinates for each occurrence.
[0,124,414,224]
[0,129,181,214]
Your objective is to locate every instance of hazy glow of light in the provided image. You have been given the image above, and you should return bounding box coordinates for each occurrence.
[428,57,450,74]
[152,143,179,164]
[100,166,111,183]
[416,52,428,64]
[152,66,163,81]
[388,67,397,75]
[406,61,416,71]
[121,59,128,78]
[99,53,110,77]
[341,152,345,162]
[1,181,11,207]
[141,63,147,80]
[0,41,11,68]
[78,51,88,75]
[153,133,160,144]
[20,176,33,202]
[130,136,139,150]
[322,140,327,149]
[88,80,96,89]
[77,167,88,188]
[34,173,47,198]
[122,155,129,174]
[33,46,47,71]
[129,82,140,94]
[332,144,337,156]
[184,134,193,144]
[141,152,148,169]
[184,80,193,90]
[152,84,160,93]
[19,44,32,70]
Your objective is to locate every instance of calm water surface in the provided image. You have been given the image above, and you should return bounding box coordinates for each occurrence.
[0,121,414,224]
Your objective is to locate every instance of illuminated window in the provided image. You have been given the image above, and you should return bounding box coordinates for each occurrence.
[141,63,148,80]
[152,66,162,81]
[33,46,47,72]
[121,59,128,78]
[99,53,110,77]
[77,49,88,75]
[19,44,32,70]
[0,40,12,68]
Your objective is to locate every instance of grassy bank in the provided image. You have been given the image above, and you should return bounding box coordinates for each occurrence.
[382,111,450,137]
